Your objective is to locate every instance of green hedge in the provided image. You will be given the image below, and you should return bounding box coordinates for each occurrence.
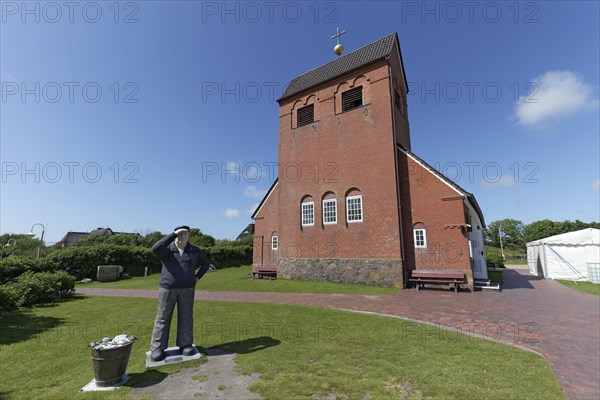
[3,271,75,308]
[1,243,252,285]
[486,253,506,269]
[202,245,252,268]
[47,245,160,279]
[0,256,61,284]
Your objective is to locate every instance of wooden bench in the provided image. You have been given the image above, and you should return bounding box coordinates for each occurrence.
[252,265,277,280]
[409,270,466,293]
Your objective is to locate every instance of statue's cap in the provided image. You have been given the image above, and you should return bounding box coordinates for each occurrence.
[174,225,190,231]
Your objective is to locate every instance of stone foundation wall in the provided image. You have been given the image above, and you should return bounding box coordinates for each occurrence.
[278,258,404,288]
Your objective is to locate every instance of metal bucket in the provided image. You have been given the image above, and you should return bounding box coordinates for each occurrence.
[89,337,135,387]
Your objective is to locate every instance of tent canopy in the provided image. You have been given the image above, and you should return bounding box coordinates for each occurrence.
[527,228,600,281]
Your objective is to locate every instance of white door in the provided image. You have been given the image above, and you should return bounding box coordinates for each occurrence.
[469,231,488,280]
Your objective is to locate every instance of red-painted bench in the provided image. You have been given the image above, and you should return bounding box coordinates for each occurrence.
[252,265,277,280]
[409,270,466,293]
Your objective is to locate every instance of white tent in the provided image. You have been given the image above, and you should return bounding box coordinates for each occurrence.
[527,228,600,281]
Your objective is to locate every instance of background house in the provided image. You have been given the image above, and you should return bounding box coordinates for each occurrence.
[58,227,141,248]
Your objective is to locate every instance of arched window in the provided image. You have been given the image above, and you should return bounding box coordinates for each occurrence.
[413,223,427,248]
[345,188,363,223]
[301,196,314,227]
[271,233,278,250]
[322,192,337,225]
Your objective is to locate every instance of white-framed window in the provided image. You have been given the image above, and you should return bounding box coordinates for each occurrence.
[346,195,363,222]
[301,202,314,226]
[322,199,337,224]
[271,235,278,250]
[414,228,427,248]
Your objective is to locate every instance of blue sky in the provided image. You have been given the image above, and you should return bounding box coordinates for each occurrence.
[1,0,599,244]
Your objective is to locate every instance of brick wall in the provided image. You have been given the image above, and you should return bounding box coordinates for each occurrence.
[275,61,403,261]
[398,150,472,273]
[252,182,279,266]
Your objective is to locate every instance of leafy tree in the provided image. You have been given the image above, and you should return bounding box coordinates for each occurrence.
[522,219,561,244]
[140,231,166,248]
[484,219,525,249]
[76,231,108,246]
[523,219,600,243]
[104,233,139,246]
[0,234,45,258]
[190,228,202,236]
[236,235,254,246]
[139,229,215,248]
[189,229,216,248]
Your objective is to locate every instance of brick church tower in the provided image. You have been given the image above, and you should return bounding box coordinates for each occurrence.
[252,32,487,289]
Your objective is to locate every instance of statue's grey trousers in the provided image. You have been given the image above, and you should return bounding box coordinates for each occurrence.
[150,287,195,351]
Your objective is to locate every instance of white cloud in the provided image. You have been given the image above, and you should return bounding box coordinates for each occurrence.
[225,161,240,172]
[591,179,600,193]
[480,176,518,189]
[514,70,598,126]
[244,185,267,198]
[223,208,240,218]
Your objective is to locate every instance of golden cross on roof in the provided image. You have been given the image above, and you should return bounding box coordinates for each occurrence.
[330,27,346,44]
[331,27,346,56]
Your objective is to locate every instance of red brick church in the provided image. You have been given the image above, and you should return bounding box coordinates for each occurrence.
[251,32,487,289]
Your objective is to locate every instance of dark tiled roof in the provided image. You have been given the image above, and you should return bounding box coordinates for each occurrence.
[398,145,486,227]
[90,228,114,237]
[236,224,255,241]
[279,32,401,102]
[59,232,87,246]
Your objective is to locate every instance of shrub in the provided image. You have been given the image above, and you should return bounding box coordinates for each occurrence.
[8,271,75,307]
[189,234,216,248]
[104,233,140,246]
[44,243,251,278]
[486,253,505,269]
[0,256,61,284]
[202,245,252,268]
[0,285,20,313]
[48,245,160,279]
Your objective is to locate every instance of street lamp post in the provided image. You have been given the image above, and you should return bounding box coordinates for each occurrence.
[28,223,46,258]
[1,239,17,259]
[8,239,16,256]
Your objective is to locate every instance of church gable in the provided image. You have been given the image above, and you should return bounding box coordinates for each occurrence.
[398,145,485,226]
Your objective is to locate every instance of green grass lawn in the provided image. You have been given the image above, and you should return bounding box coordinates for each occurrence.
[77,265,399,295]
[488,270,504,285]
[0,296,564,400]
[557,280,600,296]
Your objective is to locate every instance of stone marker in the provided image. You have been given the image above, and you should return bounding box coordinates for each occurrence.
[97,265,123,282]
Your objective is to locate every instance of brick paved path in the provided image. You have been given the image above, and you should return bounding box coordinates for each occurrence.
[77,269,599,400]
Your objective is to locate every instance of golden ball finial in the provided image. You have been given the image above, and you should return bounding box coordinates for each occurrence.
[334,43,344,56]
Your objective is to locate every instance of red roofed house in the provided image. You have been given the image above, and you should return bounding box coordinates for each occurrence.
[251,32,487,289]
